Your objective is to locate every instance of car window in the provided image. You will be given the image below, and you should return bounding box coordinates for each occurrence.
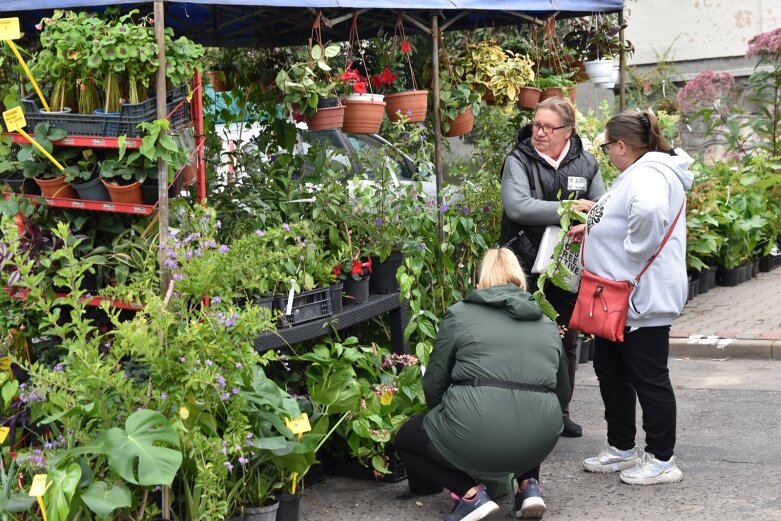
[345,134,414,180]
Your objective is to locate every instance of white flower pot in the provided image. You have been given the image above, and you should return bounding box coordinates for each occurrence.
[344,93,385,103]
[584,59,614,83]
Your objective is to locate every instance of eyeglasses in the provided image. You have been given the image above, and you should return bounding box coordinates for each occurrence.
[600,141,616,154]
[532,122,569,135]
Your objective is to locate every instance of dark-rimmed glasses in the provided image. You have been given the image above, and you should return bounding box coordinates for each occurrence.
[600,141,616,154]
[531,122,569,135]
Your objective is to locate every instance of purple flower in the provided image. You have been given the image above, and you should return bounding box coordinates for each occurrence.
[194,248,203,257]
[173,273,184,281]
[246,432,253,439]
[224,461,234,471]
[239,456,249,465]
[219,245,229,254]
[211,296,221,305]
[402,132,411,140]
[205,359,213,366]
[53,363,64,372]
[461,206,470,215]
[220,392,231,401]
[216,375,226,387]
[255,229,265,236]
[161,392,168,400]
[417,242,426,250]
[440,204,449,213]
[282,223,290,232]
[235,362,243,369]
[376,218,384,226]
[164,259,178,269]
[232,387,239,395]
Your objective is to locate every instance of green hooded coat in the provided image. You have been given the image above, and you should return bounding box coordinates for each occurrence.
[422,284,570,477]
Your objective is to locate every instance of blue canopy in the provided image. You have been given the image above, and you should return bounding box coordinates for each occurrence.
[0,1,623,47]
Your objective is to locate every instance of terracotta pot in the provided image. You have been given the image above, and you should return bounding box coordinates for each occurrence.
[34,176,78,199]
[303,105,346,131]
[481,90,497,106]
[384,90,428,123]
[342,95,385,134]
[444,107,474,137]
[568,85,578,105]
[102,179,143,204]
[539,87,569,102]
[516,86,543,110]
[207,70,231,92]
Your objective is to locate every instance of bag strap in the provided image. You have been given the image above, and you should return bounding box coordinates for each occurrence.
[581,200,685,285]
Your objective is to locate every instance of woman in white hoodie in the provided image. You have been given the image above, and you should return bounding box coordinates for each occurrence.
[568,111,693,486]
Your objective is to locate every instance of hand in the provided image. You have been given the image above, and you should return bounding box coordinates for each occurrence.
[568,224,586,244]
[574,199,596,212]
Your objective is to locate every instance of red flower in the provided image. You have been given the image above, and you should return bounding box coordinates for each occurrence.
[352,81,367,94]
[370,67,398,93]
[340,67,364,83]
[351,260,364,277]
[400,40,413,54]
[332,265,342,276]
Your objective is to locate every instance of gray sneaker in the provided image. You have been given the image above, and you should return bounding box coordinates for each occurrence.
[620,453,683,485]
[444,484,500,521]
[583,441,643,473]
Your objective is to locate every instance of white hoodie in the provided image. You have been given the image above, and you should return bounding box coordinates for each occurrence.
[583,150,695,328]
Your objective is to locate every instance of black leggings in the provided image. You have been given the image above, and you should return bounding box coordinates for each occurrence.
[395,415,539,497]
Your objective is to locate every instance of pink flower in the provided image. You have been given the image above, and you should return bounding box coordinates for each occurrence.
[677,70,735,114]
[746,27,781,58]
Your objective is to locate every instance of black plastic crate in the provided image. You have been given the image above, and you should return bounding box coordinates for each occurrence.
[21,85,190,138]
[272,286,332,328]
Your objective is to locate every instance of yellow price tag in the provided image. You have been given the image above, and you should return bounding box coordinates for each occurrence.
[29,474,48,497]
[0,18,21,41]
[285,413,312,435]
[0,356,11,372]
[0,426,9,444]
[3,106,26,132]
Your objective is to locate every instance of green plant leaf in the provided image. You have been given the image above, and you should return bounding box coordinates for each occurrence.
[44,462,81,521]
[98,409,182,486]
[81,481,132,517]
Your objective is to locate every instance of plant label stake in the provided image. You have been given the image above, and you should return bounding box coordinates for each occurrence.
[1,18,51,112]
[29,474,50,521]
[286,413,312,494]
[3,107,65,172]
[0,426,9,444]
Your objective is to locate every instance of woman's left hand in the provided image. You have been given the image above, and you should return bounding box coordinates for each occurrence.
[568,224,586,243]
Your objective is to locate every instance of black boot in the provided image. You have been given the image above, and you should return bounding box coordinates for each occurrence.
[561,416,582,438]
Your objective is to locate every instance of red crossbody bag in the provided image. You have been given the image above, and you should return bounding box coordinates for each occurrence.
[569,203,684,342]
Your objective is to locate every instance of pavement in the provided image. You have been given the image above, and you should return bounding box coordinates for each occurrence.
[670,265,781,359]
[300,358,781,521]
[297,268,781,520]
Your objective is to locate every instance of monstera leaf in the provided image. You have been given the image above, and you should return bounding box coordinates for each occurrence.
[98,409,182,486]
[43,462,82,521]
[81,481,132,518]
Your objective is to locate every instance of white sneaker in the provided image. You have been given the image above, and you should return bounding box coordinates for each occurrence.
[620,453,683,485]
[583,441,643,473]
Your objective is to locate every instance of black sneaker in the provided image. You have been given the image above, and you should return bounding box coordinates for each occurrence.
[444,484,500,521]
[561,416,582,438]
[514,478,546,519]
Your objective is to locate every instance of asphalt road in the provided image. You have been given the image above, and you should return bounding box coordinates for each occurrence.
[299,358,781,521]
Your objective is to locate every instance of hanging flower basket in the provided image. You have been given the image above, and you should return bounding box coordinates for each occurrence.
[583,59,614,83]
[384,89,428,123]
[342,94,385,134]
[303,105,346,130]
[444,107,474,137]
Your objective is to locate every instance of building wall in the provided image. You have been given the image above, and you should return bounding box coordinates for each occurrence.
[625,0,781,65]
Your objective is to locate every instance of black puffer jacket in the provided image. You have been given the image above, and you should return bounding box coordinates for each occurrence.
[499,124,602,271]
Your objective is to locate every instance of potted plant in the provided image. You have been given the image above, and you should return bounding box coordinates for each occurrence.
[487,50,536,106]
[563,15,633,84]
[439,80,481,137]
[1,135,37,195]
[276,43,344,130]
[62,149,111,201]
[373,32,429,122]
[17,122,79,198]
[534,73,576,102]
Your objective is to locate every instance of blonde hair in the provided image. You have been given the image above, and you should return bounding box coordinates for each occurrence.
[536,96,576,129]
[478,248,527,290]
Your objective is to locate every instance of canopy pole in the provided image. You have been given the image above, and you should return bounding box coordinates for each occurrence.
[618,9,626,111]
[155,1,171,293]
[431,12,444,243]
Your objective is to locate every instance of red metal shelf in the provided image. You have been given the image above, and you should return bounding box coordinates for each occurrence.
[2,192,157,215]
[4,133,142,149]
[6,287,142,311]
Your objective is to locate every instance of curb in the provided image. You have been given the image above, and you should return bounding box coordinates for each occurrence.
[670,336,779,360]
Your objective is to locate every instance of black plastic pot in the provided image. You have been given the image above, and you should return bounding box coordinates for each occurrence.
[707,265,717,289]
[697,268,710,294]
[718,266,740,287]
[342,276,369,305]
[3,172,40,195]
[72,176,111,201]
[329,282,343,314]
[369,251,403,294]
[276,492,301,521]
